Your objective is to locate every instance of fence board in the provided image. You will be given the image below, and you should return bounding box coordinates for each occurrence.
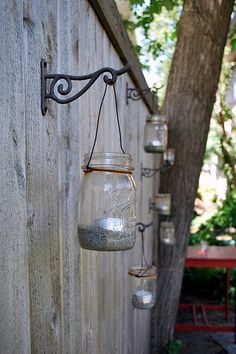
[24,0,62,352]
[0,1,30,353]
[1,0,158,353]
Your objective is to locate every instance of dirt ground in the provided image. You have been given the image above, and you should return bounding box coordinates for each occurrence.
[175,307,236,354]
[176,331,234,354]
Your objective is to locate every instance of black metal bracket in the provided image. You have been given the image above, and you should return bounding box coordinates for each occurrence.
[136,221,153,233]
[126,83,163,104]
[41,59,131,115]
[141,161,172,179]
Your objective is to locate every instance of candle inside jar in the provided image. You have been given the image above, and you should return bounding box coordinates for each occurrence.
[162,236,175,245]
[155,194,171,215]
[164,148,175,165]
[132,289,153,309]
[156,204,170,215]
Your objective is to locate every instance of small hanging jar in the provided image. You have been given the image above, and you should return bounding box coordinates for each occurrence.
[129,265,157,309]
[160,221,175,245]
[78,152,136,251]
[154,193,171,215]
[144,114,168,153]
[78,81,137,251]
[163,148,175,165]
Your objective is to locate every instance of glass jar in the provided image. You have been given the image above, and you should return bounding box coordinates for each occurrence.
[78,152,136,251]
[144,114,168,153]
[128,265,157,309]
[160,221,175,245]
[163,148,175,165]
[154,193,171,215]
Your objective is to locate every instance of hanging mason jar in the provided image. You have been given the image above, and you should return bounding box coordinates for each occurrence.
[163,148,175,165]
[129,265,157,309]
[154,193,171,215]
[144,114,168,153]
[78,152,136,251]
[160,221,175,245]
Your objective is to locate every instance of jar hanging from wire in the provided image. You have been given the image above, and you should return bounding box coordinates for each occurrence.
[160,221,175,245]
[154,193,171,215]
[129,265,157,309]
[78,152,136,251]
[128,222,157,309]
[144,114,168,153]
[78,83,136,251]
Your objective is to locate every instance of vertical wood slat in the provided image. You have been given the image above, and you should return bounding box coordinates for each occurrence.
[76,3,157,350]
[0,1,30,353]
[57,0,82,352]
[1,0,158,353]
[24,0,62,353]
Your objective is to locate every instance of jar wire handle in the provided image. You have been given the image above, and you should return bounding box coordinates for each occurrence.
[85,83,126,172]
[113,85,125,154]
[136,222,153,277]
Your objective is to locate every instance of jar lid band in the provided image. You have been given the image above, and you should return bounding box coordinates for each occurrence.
[83,167,133,174]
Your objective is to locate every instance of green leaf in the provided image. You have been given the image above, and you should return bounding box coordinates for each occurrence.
[166,339,182,354]
[230,38,236,50]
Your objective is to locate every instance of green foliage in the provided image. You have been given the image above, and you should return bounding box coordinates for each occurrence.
[166,339,182,354]
[181,268,229,303]
[182,267,236,304]
[228,24,236,50]
[190,190,236,245]
[126,0,182,77]
[205,99,236,190]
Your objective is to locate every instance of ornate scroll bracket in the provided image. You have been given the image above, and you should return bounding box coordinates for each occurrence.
[136,221,153,233]
[126,83,163,104]
[141,161,172,180]
[41,59,131,115]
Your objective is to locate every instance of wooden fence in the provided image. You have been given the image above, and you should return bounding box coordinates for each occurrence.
[0,0,158,353]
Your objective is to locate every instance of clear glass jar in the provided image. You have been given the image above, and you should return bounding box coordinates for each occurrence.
[78,152,136,251]
[128,265,157,309]
[144,114,168,153]
[154,194,171,215]
[160,221,175,245]
[163,148,175,165]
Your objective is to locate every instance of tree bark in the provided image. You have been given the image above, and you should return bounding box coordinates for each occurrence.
[151,1,234,353]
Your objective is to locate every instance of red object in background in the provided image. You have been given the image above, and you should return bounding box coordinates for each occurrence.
[186,246,236,268]
[176,246,236,342]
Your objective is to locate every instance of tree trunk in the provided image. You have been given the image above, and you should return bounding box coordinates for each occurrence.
[151,1,234,353]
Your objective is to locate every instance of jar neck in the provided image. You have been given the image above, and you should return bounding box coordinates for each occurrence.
[146,114,167,124]
[82,152,134,173]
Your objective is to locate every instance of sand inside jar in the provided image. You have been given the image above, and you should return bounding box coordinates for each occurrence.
[144,143,164,153]
[155,206,170,215]
[78,222,136,251]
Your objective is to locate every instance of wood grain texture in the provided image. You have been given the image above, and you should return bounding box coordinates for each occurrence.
[89,0,158,114]
[24,0,62,352]
[151,1,234,353]
[0,1,31,353]
[76,5,156,352]
[57,0,82,353]
[1,0,158,353]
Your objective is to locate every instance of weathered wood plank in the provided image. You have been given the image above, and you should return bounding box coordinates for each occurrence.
[57,0,82,353]
[88,0,158,114]
[1,0,158,353]
[0,1,31,353]
[76,8,156,350]
[24,1,63,352]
